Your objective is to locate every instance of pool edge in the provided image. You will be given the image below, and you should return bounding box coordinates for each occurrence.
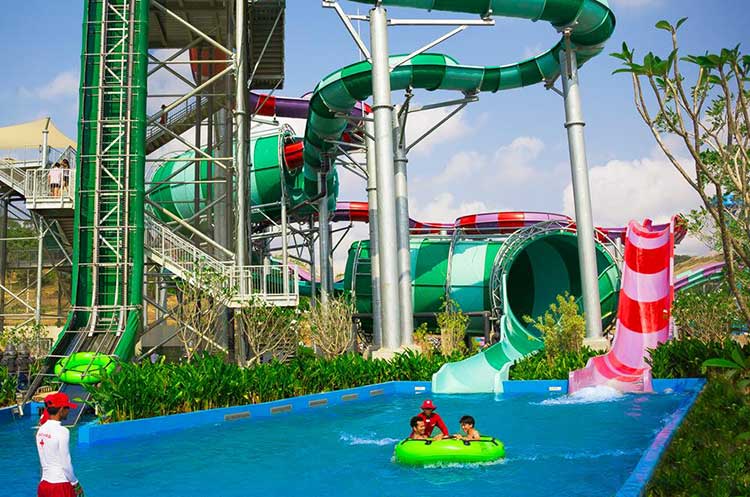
[78,381,431,446]
[615,378,707,497]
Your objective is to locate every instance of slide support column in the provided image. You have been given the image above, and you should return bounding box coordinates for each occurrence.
[560,41,603,340]
[364,120,383,348]
[393,113,414,347]
[370,6,401,350]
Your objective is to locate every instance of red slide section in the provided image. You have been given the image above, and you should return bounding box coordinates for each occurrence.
[569,219,676,393]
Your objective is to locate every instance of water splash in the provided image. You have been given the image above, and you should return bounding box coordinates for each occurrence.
[339,433,400,446]
[537,385,624,405]
[506,448,642,463]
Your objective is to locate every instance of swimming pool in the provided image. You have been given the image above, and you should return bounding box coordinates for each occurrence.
[2,382,699,497]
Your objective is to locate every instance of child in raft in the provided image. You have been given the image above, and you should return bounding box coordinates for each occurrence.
[415,399,449,439]
[453,415,481,440]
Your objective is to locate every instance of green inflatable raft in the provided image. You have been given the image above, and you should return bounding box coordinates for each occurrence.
[394,437,505,465]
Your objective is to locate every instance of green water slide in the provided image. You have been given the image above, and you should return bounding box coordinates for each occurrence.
[345,229,620,393]
[34,0,149,417]
[149,133,338,225]
[432,231,620,393]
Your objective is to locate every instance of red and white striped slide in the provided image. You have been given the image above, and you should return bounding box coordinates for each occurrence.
[569,218,676,394]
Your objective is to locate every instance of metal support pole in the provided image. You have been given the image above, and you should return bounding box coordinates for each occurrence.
[559,45,603,339]
[41,123,50,167]
[235,0,249,271]
[309,219,317,305]
[364,120,382,349]
[35,225,44,325]
[281,186,289,296]
[393,112,414,347]
[318,172,331,304]
[0,197,8,331]
[370,6,401,350]
[194,70,202,231]
[222,0,235,364]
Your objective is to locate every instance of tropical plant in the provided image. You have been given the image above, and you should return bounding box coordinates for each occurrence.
[413,322,437,358]
[702,341,750,394]
[85,349,470,423]
[173,262,235,361]
[236,298,300,365]
[646,376,750,497]
[673,281,742,342]
[523,292,586,361]
[307,294,356,359]
[437,298,469,356]
[0,322,49,357]
[647,338,750,379]
[0,366,17,408]
[509,348,599,380]
[611,19,750,328]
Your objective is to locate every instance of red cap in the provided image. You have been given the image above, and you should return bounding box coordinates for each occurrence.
[421,399,436,410]
[44,392,78,409]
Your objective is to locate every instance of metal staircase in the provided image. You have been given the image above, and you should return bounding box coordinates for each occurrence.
[145,216,299,307]
[145,95,227,154]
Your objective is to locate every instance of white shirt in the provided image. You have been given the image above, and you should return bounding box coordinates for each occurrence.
[48,168,63,184]
[36,419,78,484]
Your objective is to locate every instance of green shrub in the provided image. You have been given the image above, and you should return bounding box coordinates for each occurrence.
[86,349,468,423]
[508,348,599,380]
[673,282,742,342]
[0,367,17,407]
[437,298,469,356]
[647,339,750,379]
[646,377,750,497]
[523,292,585,361]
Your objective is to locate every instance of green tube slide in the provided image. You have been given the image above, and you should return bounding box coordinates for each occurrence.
[303,0,615,192]
[149,133,338,224]
[433,232,620,393]
[345,231,620,393]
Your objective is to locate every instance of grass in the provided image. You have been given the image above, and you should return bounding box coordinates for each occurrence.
[646,376,750,497]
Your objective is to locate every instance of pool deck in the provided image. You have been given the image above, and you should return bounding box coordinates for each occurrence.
[4,378,705,497]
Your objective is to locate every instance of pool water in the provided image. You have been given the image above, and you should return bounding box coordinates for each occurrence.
[3,387,689,497]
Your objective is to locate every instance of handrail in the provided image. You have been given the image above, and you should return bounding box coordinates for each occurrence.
[144,217,299,306]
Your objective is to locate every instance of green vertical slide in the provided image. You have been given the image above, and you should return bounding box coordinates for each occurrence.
[45,0,148,400]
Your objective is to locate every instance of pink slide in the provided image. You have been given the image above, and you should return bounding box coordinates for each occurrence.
[569,219,676,394]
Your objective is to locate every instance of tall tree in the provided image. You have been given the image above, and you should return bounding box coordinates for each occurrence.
[612,19,750,326]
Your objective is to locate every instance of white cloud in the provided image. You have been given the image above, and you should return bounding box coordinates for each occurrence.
[561,151,710,255]
[403,104,472,155]
[20,70,79,100]
[410,192,497,225]
[434,136,545,185]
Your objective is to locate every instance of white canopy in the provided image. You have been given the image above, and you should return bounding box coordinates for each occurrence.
[0,118,76,150]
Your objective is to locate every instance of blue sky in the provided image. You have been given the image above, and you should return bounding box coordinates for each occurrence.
[1,0,748,263]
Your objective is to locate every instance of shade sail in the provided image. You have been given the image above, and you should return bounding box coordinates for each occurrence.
[0,118,76,150]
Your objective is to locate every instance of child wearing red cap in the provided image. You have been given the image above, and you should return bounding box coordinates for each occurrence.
[415,399,449,439]
[36,392,84,497]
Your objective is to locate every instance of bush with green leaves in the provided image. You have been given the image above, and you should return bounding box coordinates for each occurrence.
[508,348,599,380]
[523,292,586,361]
[703,341,750,395]
[673,281,742,343]
[437,298,469,356]
[0,367,17,408]
[646,377,750,497]
[86,349,468,423]
[647,339,750,379]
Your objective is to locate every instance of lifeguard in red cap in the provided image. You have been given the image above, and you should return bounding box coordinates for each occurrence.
[35,392,85,497]
[415,399,449,439]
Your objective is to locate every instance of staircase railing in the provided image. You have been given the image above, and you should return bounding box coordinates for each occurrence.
[144,217,299,306]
